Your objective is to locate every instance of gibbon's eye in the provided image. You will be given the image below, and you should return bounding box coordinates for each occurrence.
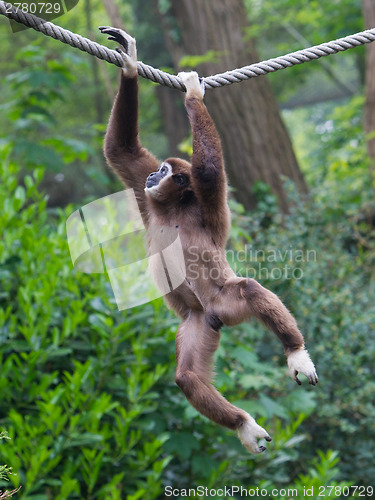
[160,165,169,177]
[173,174,188,186]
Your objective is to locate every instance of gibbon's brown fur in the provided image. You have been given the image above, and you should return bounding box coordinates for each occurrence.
[100,27,318,454]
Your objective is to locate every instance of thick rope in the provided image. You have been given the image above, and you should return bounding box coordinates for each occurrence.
[1,0,374,91]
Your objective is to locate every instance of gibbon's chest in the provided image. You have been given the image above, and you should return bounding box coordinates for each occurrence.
[146,216,232,313]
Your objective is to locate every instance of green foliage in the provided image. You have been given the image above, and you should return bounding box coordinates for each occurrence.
[0,147,176,498]
[284,96,371,210]
[0,432,20,499]
[0,44,93,172]
[179,51,224,69]
[228,172,375,485]
[246,0,363,105]
[0,138,365,498]
[0,432,12,483]
[260,450,355,500]
[0,0,374,496]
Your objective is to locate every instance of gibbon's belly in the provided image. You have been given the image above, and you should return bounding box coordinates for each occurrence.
[148,225,233,314]
[164,258,235,318]
[165,279,204,315]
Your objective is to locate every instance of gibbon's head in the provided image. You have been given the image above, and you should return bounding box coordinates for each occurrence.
[144,158,194,205]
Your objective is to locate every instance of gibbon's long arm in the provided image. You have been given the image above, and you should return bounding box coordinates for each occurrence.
[180,73,227,211]
[104,73,159,208]
[104,74,140,156]
[101,28,158,217]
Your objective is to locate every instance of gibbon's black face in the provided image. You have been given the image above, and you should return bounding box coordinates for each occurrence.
[144,159,192,203]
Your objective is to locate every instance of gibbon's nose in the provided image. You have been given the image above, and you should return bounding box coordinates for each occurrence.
[146,171,160,188]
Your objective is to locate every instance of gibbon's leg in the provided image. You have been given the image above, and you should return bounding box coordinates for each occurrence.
[212,278,318,386]
[175,312,272,454]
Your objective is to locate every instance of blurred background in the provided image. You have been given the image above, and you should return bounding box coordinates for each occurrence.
[0,0,374,498]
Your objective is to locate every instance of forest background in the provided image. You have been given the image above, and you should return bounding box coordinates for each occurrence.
[0,0,374,498]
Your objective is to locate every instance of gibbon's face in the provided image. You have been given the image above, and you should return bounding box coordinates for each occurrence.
[145,158,193,204]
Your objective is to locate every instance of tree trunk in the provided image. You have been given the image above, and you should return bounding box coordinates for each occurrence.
[166,0,307,211]
[155,86,190,158]
[362,0,375,180]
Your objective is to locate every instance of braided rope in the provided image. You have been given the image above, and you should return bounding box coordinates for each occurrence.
[1,0,374,92]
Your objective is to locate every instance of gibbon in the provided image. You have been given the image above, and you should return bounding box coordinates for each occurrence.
[100,26,318,454]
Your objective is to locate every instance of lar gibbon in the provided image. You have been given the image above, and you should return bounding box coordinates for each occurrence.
[100,26,318,454]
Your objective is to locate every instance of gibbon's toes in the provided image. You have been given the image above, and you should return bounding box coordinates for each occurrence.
[237,414,272,454]
[287,348,318,386]
[293,371,302,385]
[308,371,319,386]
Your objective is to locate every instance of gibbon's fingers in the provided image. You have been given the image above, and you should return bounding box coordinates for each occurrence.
[178,71,205,98]
[99,26,137,76]
[99,27,129,53]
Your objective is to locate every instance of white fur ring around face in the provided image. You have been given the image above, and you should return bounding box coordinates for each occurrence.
[237,414,272,454]
[178,71,205,98]
[287,348,318,386]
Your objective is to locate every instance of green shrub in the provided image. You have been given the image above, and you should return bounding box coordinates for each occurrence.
[0,145,369,497]
[0,145,175,498]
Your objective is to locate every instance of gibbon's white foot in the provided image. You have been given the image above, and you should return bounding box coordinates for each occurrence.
[237,414,272,454]
[99,26,137,77]
[287,347,318,386]
[178,71,205,99]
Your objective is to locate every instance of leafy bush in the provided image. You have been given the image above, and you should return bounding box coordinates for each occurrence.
[0,145,176,498]
[0,146,367,497]
[228,177,375,486]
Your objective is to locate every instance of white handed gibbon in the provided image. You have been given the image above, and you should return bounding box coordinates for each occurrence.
[100,26,318,454]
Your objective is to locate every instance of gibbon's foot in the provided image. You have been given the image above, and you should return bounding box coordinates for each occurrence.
[287,348,319,386]
[237,414,272,454]
[99,26,137,77]
[178,71,205,99]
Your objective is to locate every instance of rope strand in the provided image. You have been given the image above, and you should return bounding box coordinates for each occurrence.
[1,0,374,91]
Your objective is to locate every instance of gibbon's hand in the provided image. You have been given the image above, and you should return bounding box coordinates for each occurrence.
[99,26,137,77]
[287,348,319,386]
[178,71,205,99]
